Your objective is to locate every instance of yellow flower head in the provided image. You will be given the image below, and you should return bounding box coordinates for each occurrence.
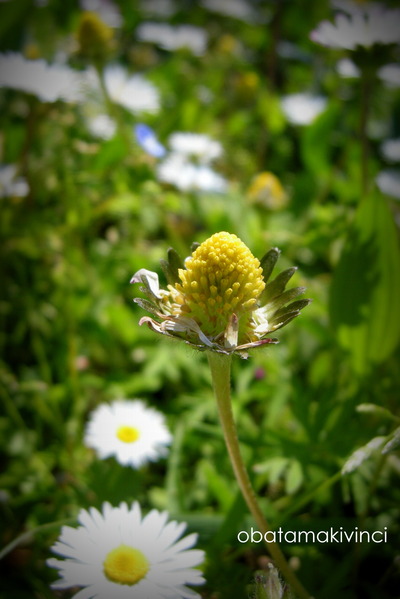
[176,232,265,336]
[76,12,114,63]
[131,232,310,358]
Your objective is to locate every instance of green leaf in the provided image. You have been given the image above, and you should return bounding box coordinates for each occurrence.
[301,101,340,178]
[329,193,400,374]
[285,460,303,495]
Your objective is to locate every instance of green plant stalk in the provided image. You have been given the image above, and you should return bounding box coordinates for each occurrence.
[207,351,312,599]
[0,518,76,561]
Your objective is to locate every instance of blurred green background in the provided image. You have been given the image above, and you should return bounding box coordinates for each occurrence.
[1,0,400,597]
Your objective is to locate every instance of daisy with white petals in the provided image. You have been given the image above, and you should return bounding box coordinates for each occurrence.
[47,501,205,599]
[156,132,227,192]
[0,52,85,103]
[84,399,172,467]
[0,164,29,198]
[378,63,400,88]
[169,132,223,163]
[311,3,400,50]
[281,93,327,126]
[100,65,160,114]
[136,22,208,56]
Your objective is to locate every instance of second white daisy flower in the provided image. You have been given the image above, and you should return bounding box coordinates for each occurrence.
[84,399,172,467]
[47,501,205,599]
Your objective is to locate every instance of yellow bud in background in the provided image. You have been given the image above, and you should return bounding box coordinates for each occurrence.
[247,172,287,210]
[76,12,114,64]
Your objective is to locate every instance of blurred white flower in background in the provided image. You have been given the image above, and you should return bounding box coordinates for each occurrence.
[336,57,360,78]
[281,92,327,126]
[84,399,172,467]
[331,0,383,16]
[378,63,400,88]
[136,22,208,56]
[0,164,29,198]
[157,132,227,192]
[86,114,116,139]
[201,0,260,23]
[376,169,400,199]
[380,138,400,163]
[168,132,223,162]
[0,52,85,103]
[79,0,122,27]
[47,501,205,599]
[311,3,400,49]
[100,64,160,113]
[139,0,176,18]
[157,154,227,192]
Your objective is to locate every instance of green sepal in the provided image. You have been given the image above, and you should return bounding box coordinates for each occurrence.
[261,267,297,303]
[134,298,160,316]
[260,247,280,283]
[266,286,306,313]
[160,247,185,285]
[269,311,300,330]
[272,298,311,320]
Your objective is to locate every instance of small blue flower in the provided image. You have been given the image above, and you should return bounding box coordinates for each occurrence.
[134,123,166,157]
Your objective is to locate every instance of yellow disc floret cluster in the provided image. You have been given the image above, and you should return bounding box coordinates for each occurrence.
[175,232,265,337]
[103,545,149,585]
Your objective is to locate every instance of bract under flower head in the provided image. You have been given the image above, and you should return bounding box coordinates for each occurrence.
[131,232,310,358]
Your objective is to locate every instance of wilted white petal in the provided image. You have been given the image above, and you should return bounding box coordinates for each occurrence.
[130,269,161,297]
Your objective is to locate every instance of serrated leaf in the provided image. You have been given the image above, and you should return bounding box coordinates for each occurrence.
[329,193,400,374]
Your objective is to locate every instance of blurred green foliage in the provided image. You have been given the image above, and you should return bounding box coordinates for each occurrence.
[1,1,400,598]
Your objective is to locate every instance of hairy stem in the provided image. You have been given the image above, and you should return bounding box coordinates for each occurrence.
[207,351,313,599]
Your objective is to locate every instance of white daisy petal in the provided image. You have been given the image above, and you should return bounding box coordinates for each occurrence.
[48,502,205,598]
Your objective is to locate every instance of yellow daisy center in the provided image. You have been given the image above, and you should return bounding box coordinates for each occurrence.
[103,544,149,585]
[116,425,140,443]
[176,232,265,336]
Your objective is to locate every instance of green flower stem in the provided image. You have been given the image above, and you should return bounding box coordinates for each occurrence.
[0,518,75,561]
[207,351,312,599]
